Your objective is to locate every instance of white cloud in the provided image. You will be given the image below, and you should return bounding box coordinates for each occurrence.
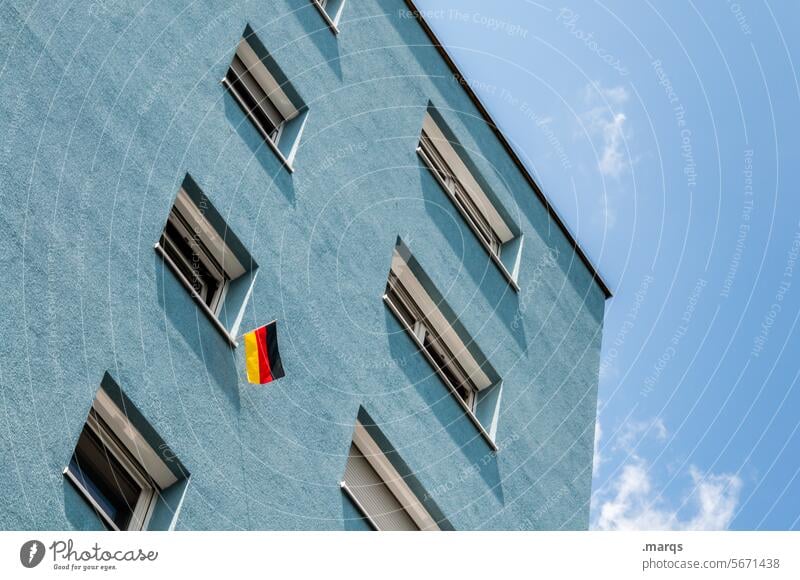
[597,112,627,178]
[582,83,631,179]
[593,416,742,530]
[614,417,668,454]
[599,85,629,104]
[686,467,743,530]
[593,461,742,531]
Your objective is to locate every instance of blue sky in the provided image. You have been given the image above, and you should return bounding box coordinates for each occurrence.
[414,0,800,530]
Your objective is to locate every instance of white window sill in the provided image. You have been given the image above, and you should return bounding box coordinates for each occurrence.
[63,467,122,531]
[312,1,340,34]
[221,77,295,173]
[340,481,380,530]
[383,294,499,451]
[417,147,520,292]
[154,242,239,348]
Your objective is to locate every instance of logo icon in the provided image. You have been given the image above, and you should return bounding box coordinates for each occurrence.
[20,540,45,568]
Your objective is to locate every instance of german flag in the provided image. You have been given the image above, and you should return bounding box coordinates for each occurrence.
[243,321,285,384]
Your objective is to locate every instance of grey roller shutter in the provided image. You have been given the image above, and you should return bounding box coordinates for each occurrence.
[343,443,419,531]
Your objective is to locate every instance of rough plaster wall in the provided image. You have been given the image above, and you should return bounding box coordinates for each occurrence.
[0,0,605,530]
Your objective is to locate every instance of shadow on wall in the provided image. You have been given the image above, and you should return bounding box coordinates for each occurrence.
[380,0,519,215]
[356,406,456,530]
[384,309,504,506]
[417,164,527,352]
[290,0,344,81]
[383,1,605,322]
[153,253,241,411]
[221,94,297,208]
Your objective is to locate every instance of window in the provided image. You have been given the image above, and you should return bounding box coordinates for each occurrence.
[386,272,477,411]
[417,110,523,288]
[311,0,346,33]
[341,421,438,531]
[383,243,502,449]
[384,247,494,411]
[159,194,229,314]
[67,410,156,531]
[64,386,184,531]
[225,48,289,145]
[222,30,308,170]
[419,130,501,256]
[155,177,254,346]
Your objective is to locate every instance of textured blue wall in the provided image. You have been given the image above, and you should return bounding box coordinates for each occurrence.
[0,0,605,530]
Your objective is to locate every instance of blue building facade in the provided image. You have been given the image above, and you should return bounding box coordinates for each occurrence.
[0,0,609,531]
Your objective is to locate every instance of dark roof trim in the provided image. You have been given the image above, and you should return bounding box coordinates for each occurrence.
[402,0,612,298]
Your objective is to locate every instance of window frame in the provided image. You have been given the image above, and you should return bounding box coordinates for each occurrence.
[64,410,157,531]
[155,187,246,347]
[159,203,229,316]
[417,116,521,291]
[383,247,499,450]
[225,54,287,144]
[311,0,345,34]
[419,130,502,256]
[341,421,440,531]
[222,36,302,171]
[386,273,478,412]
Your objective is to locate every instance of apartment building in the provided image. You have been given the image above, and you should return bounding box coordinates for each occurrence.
[0,0,610,530]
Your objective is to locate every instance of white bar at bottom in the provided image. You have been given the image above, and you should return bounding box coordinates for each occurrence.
[1,531,797,579]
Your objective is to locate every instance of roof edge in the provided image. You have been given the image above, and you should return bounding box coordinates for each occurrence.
[402,0,612,299]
